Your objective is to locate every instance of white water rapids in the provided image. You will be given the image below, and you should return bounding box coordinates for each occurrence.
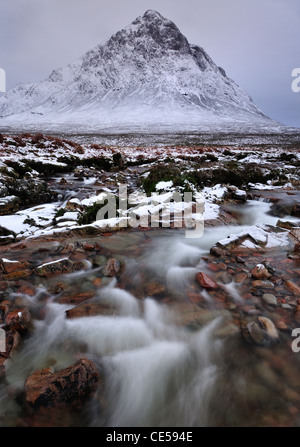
[0,200,299,427]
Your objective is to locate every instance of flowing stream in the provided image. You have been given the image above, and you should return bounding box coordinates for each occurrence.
[1,199,300,427]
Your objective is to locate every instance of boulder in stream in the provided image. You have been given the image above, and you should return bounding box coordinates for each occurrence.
[24,358,101,408]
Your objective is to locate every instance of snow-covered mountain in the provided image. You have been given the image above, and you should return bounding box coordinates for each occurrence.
[0,10,282,132]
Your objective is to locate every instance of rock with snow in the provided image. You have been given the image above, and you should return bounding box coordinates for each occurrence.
[210,224,293,256]
[35,258,74,277]
[251,264,272,280]
[233,189,247,202]
[5,308,32,332]
[0,258,30,274]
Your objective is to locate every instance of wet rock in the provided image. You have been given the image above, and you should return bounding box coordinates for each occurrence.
[57,291,96,305]
[4,270,32,280]
[281,303,293,309]
[186,291,205,304]
[5,308,32,332]
[277,220,298,230]
[270,202,300,218]
[251,264,272,280]
[17,282,36,296]
[168,302,230,328]
[258,316,279,341]
[285,280,300,296]
[36,258,74,277]
[103,258,121,277]
[83,243,95,251]
[252,280,274,289]
[93,255,107,266]
[210,246,227,257]
[66,301,118,319]
[24,358,100,408]
[214,271,232,284]
[0,258,30,274]
[218,262,227,271]
[289,228,300,244]
[144,280,166,296]
[234,272,249,283]
[210,224,291,257]
[207,263,220,272]
[241,316,279,346]
[262,293,277,307]
[196,272,219,289]
[72,260,91,272]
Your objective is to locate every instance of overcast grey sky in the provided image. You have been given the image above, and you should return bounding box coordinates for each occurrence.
[0,0,299,127]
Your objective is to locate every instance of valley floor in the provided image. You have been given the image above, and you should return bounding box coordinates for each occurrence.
[0,131,300,427]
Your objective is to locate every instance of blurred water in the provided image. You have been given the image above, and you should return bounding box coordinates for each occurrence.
[1,199,299,427]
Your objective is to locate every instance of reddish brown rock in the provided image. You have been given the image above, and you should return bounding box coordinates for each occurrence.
[196,272,219,289]
[0,258,30,274]
[144,280,166,296]
[285,280,300,296]
[252,280,274,289]
[93,277,102,287]
[289,228,300,244]
[251,264,271,280]
[187,291,205,304]
[65,302,117,319]
[4,270,32,280]
[24,359,100,408]
[219,263,228,271]
[5,308,32,332]
[207,263,220,272]
[83,243,94,251]
[17,282,36,296]
[0,280,8,291]
[234,272,249,283]
[58,291,95,305]
[103,258,121,277]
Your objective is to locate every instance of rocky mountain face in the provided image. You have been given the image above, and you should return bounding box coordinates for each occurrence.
[0,10,275,130]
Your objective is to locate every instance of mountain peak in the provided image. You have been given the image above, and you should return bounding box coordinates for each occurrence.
[142,10,164,20]
[128,10,190,54]
[0,10,273,131]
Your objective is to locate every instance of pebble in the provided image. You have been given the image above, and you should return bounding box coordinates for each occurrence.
[252,280,274,289]
[251,264,272,280]
[262,293,277,306]
[196,272,219,289]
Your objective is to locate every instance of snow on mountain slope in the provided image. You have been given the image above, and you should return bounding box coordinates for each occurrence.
[0,10,282,132]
